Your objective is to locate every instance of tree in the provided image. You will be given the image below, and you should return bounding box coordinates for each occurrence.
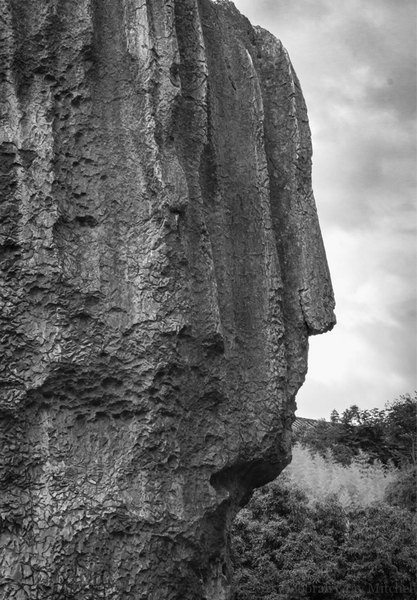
[233,396,417,599]
[232,475,344,600]
[232,476,417,600]
[294,394,417,467]
[384,394,417,466]
[340,504,417,599]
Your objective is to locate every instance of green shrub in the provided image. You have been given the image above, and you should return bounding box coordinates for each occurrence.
[340,503,417,599]
[232,476,417,600]
[232,396,417,598]
[384,465,416,512]
[232,475,343,600]
[287,443,397,507]
[294,395,417,468]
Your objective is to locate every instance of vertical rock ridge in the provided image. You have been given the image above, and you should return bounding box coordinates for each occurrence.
[0,0,335,598]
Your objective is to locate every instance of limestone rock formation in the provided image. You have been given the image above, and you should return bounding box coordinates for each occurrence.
[0,0,335,598]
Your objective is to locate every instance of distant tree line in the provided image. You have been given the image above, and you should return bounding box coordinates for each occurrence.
[294,394,416,468]
[232,394,417,599]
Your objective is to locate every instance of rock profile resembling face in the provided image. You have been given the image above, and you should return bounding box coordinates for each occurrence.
[0,0,335,598]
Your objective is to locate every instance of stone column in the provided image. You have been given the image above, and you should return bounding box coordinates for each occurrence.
[0,1,335,598]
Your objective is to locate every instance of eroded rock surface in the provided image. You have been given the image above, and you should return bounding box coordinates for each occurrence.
[0,0,335,598]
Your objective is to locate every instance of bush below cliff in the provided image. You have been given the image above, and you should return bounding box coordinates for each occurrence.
[232,395,417,599]
[232,474,416,600]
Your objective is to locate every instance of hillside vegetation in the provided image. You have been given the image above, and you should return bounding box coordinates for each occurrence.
[232,394,417,599]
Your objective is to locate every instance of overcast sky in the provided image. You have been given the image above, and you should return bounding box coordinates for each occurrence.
[233,0,416,419]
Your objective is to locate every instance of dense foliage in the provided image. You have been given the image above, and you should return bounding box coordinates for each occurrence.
[232,395,417,599]
[288,444,397,508]
[293,394,417,467]
[233,475,416,599]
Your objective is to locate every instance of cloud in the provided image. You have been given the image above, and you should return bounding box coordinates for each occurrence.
[312,108,416,232]
[233,0,416,416]
[303,224,417,417]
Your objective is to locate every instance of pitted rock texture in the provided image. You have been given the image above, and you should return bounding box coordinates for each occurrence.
[0,0,335,598]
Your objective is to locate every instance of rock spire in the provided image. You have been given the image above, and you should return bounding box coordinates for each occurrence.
[0,1,335,597]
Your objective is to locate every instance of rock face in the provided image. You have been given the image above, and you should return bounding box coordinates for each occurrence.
[0,0,335,598]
